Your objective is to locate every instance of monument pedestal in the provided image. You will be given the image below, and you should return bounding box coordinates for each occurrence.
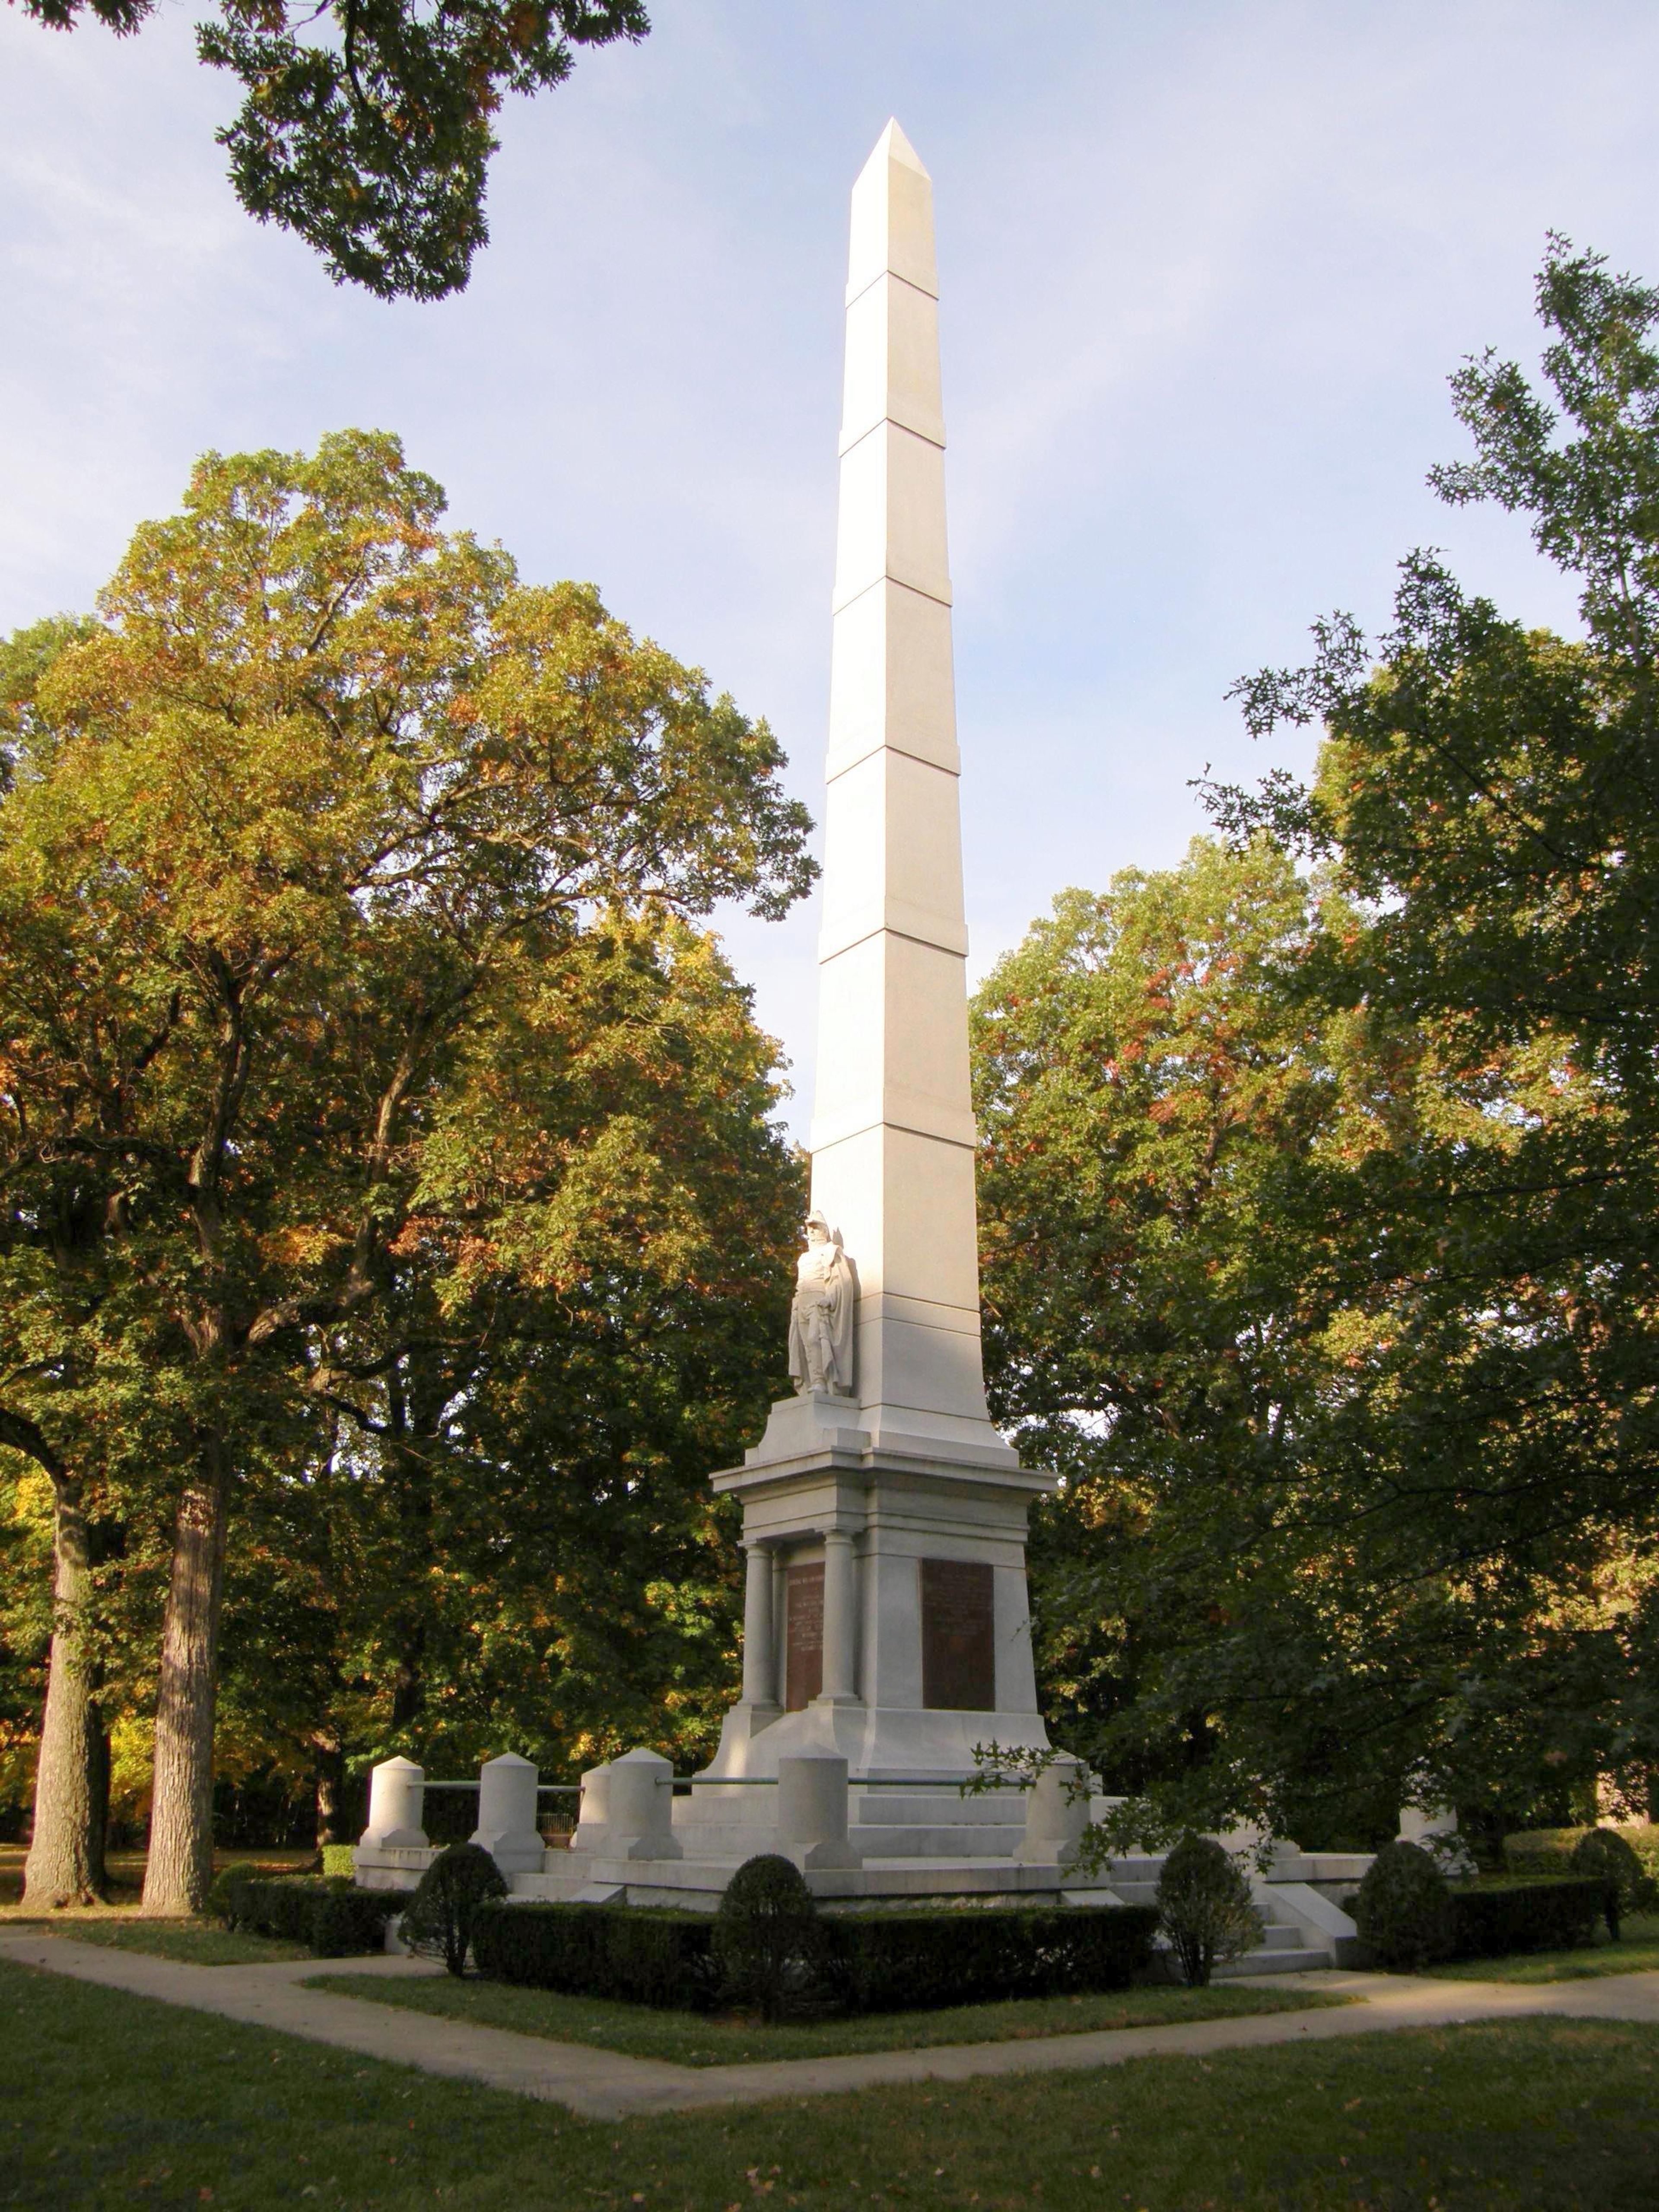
[702,1405,1055,1797]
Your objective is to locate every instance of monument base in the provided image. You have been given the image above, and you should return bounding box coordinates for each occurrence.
[354,1798,1374,1974]
[706,1405,1057,1805]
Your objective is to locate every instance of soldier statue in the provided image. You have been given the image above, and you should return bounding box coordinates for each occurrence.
[788,1210,856,1396]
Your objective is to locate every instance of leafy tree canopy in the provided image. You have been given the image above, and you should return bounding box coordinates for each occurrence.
[18,0,650,298]
[978,243,1659,1849]
[0,426,811,1902]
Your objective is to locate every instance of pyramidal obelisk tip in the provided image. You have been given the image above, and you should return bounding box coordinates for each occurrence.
[856,117,930,184]
[847,119,937,300]
[876,117,929,175]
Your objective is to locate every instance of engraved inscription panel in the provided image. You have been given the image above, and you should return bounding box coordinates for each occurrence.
[920,1557,995,1711]
[785,1562,824,1712]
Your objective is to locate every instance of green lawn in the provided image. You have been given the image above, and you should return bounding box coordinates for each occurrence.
[7,1961,1659,2209]
[41,1918,313,1966]
[1425,1912,1659,1985]
[306,1969,1339,2063]
[0,1847,313,1916]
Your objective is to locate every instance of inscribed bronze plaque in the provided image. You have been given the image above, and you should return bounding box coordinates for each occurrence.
[785,1561,824,1712]
[920,1557,996,1711]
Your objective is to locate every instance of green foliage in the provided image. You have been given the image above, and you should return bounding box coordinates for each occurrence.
[321,1844,356,1879]
[221,1874,400,1954]
[469,1894,1160,2018]
[820,1905,1158,2015]
[0,428,810,1869]
[1205,241,1659,1822]
[401,1843,508,1975]
[1353,1842,1456,1970]
[0,615,99,792]
[310,1883,407,1958]
[206,1862,256,1929]
[470,1900,721,2010]
[1445,1878,1606,1961]
[1571,1830,1658,1935]
[712,1854,820,2023]
[18,1,650,299]
[1506,1824,1659,1883]
[975,241,1659,1842]
[1154,1834,1263,1988]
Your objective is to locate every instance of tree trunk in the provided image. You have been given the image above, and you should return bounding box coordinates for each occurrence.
[22,1477,108,1908]
[314,1735,346,1850]
[87,1700,111,1892]
[389,1632,427,1735]
[384,1357,432,1738]
[141,1445,229,1915]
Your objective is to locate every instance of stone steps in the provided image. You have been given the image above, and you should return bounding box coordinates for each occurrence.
[1108,1853,1342,1976]
[847,1787,1027,1859]
[850,1824,1026,1858]
[850,1793,1023,1826]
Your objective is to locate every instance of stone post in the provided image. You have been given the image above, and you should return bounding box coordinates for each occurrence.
[741,1543,777,1707]
[359,1756,427,1850]
[605,1748,682,1862]
[1399,1802,1475,1877]
[570,1760,612,1856]
[819,1528,859,1702]
[1014,1754,1091,1866]
[777,1751,862,1869]
[470,1752,546,1873]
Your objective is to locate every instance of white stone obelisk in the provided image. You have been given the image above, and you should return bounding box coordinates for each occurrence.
[809,119,1013,1466]
[704,123,1053,1793]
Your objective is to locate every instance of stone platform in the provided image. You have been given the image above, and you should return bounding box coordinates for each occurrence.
[353,1752,1373,1975]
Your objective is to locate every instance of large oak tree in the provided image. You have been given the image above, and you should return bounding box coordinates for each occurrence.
[0,428,812,1908]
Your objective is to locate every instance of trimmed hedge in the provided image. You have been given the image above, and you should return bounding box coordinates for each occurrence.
[217,1875,402,1958]
[1155,1834,1263,1989]
[823,1906,1157,2012]
[1447,1879,1605,1960]
[400,1843,508,1976]
[472,1902,720,2010]
[713,1856,821,2023]
[1570,1831,1658,1933]
[470,1899,1158,2015]
[1352,1842,1455,1969]
[1504,1824,1659,1884]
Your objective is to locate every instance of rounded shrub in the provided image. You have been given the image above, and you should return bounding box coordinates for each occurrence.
[401,1842,508,1976]
[1353,1840,1455,1970]
[1155,1833,1264,1988]
[713,1853,821,2022]
[206,1863,255,1930]
[1571,1828,1657,1938]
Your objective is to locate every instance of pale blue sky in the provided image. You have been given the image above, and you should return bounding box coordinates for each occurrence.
[3,1,1655,1128]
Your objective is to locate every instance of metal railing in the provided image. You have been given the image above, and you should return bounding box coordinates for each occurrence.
[671,1775,778,1793]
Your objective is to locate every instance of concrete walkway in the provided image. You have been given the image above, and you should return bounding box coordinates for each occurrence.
[4,1932,1658,2123]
